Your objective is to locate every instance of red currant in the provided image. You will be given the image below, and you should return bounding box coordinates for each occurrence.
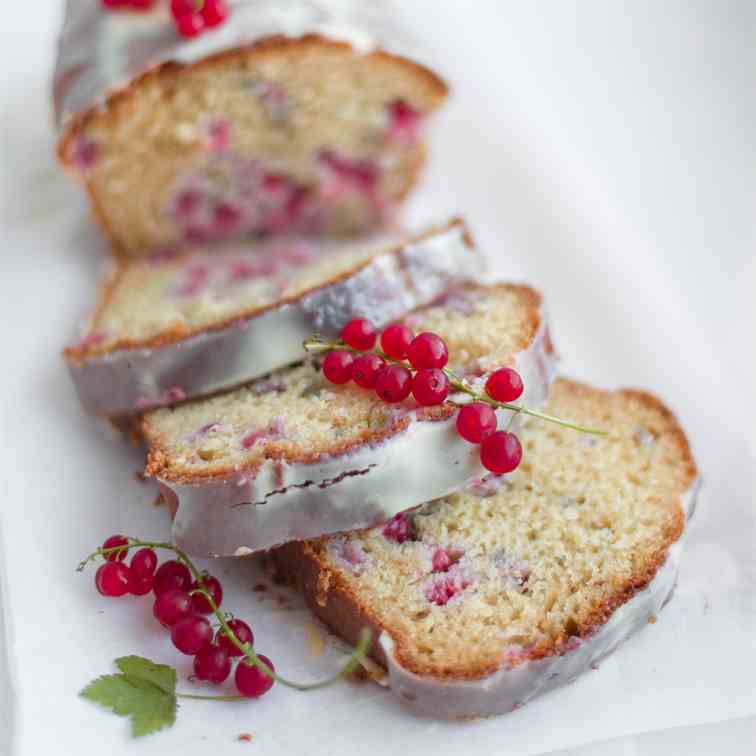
[153,560,192,595]
[153,588,192,628]
[322,350,354,384]
[456,402,497,443]
[175,12,205,38]
[130,548,158,579]
[101,0,127,7]
[217,618,254,656]
[485,367,524,402]
[95,562,131,597]
[407,332,449,369]
[352,354,384,389]
[340,318,376,350]
[201,0,229,28]
[170,0,195,17]
[129,0,157,8]
[189,575,223,614]
[194,643,232,683]
[374,365,412,403]
[171,615,213,655]
[102,534,129,562]
[411,368,449,406]
[380,323,414,360]
[128,573,154,596]
[480,431,523,474]
[235,654,275,698]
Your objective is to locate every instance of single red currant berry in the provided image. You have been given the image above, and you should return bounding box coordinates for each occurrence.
[374,364,412,403]
[175,12,205,38]
[172,615,213,655]
[340,318,376,350]
[480,431,523,474]
[129,0,157,9]
[194,643,232,683]
[411,368,449,406]
[407,332,449,370]
[235,654,275,698]
[485,367,524,402]
[102,534,129,562]
[217,618,254,657]
[130,547,158,579]
[456,402,497,443]
[170,0,195,18]
[128,573,154,596]
[352,353,385,389]
[101,0,127,8]
[95,562,131,597]
[322,350,354,384]
[380,323,414,360]
[201,0,229,27]
[189,575,223,614]
[153,560,192,595]
[153,588,192,628]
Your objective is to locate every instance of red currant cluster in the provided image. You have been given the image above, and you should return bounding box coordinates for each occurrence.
[100,0,230,39]
[320,318,526,474]
[102,0,157,9]
[94,535,274,698]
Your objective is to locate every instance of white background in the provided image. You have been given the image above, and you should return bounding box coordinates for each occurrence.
[1,1,754,754]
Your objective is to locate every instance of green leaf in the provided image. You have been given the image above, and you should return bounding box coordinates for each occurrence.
[81,659,178,738]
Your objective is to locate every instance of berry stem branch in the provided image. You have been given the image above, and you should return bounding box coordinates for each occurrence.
[303,336,606,436]
[79,539,371,692]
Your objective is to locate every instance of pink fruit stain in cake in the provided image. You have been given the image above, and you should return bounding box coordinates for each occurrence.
[250,378,286,396]
[207,118,231,152]
[493,550,531,592]
[77,330,107,350]
[330,538,367,573]
[175,190,201,219]
[386,100,421,144]
[146,246,180,266]
[318,150,379,201]
[381,512,415,544]
[187,422,223,442]
[255,81,290,122]
[70,135,98,171]
[241,417,285,449]
[431,548,452,573]
[424,565,471,606]
[175,263,209,297]
[213,202,241,234]
[162,386,187,403]
[468,474,507,498]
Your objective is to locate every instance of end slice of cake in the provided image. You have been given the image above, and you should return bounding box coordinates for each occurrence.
[142,282,557,556]
[273,378,699,718]
[64,218,480,416]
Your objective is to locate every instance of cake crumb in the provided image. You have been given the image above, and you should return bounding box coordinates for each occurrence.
[305,623,325,658]
[134,470,147,482]
[237,733,254,743]
[647,614,657,624]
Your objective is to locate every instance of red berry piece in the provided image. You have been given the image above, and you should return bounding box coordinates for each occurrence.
[380,323,414,359]
[153,559,192,595]
[172,616,213,655]
[340,318,376,350]
[170,0,194,17]
[411,368,449,406]
[352,354,384,389]
[456,402,497,443]
[189,575,223,614]
[128,573,154,596]
[217,618,254,657]
[175,12,205,38]
[194,643,232,684]
[382,512,414,543]
[102,534,129,562]
[201,0,230,28]
[129,0,157,9]
[485,367,524,403]
[480,431,523,474]
[407,332,449,370]
[235,654,275,698]
[101,0,127,7]
[153,588,192,628]
[374,365,412,403]
[322,350,354,384]
[95,562,131,597]
[130,548,158,579]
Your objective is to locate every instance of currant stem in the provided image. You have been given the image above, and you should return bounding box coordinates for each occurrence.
[177,692,246,702]
[79,538,372,691]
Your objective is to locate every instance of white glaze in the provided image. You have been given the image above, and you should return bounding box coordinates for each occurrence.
[377,476,701,719]
[54,0,425,135]
[160,312,557,556]
[67,221,482,415]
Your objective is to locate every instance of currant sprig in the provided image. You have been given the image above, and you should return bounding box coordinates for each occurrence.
[100,0,230,39]
[79,536,372,699]
[304,318,605,475]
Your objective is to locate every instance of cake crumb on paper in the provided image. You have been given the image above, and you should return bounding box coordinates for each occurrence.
[237,732,254,743]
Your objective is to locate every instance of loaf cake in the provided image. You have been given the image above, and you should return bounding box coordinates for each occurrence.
[273,379,699,718]
[141,282,557,556]
[54,0,448,256]
[63,218,480,416]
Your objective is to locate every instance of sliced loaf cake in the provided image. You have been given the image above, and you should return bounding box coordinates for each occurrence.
[273,378,699,718]
[142,282,557,556]
[64,218,480,416]
[54,0,448,256]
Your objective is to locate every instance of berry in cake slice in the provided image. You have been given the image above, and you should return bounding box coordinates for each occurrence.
[273,378,699,718]
[64,218,480,416]
[141,282,556,556]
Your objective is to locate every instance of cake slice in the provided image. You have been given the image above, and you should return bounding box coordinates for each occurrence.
[63,218,480,416]
[54,0,448,256]
[273,378,699,718]
[142,282,557,556]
